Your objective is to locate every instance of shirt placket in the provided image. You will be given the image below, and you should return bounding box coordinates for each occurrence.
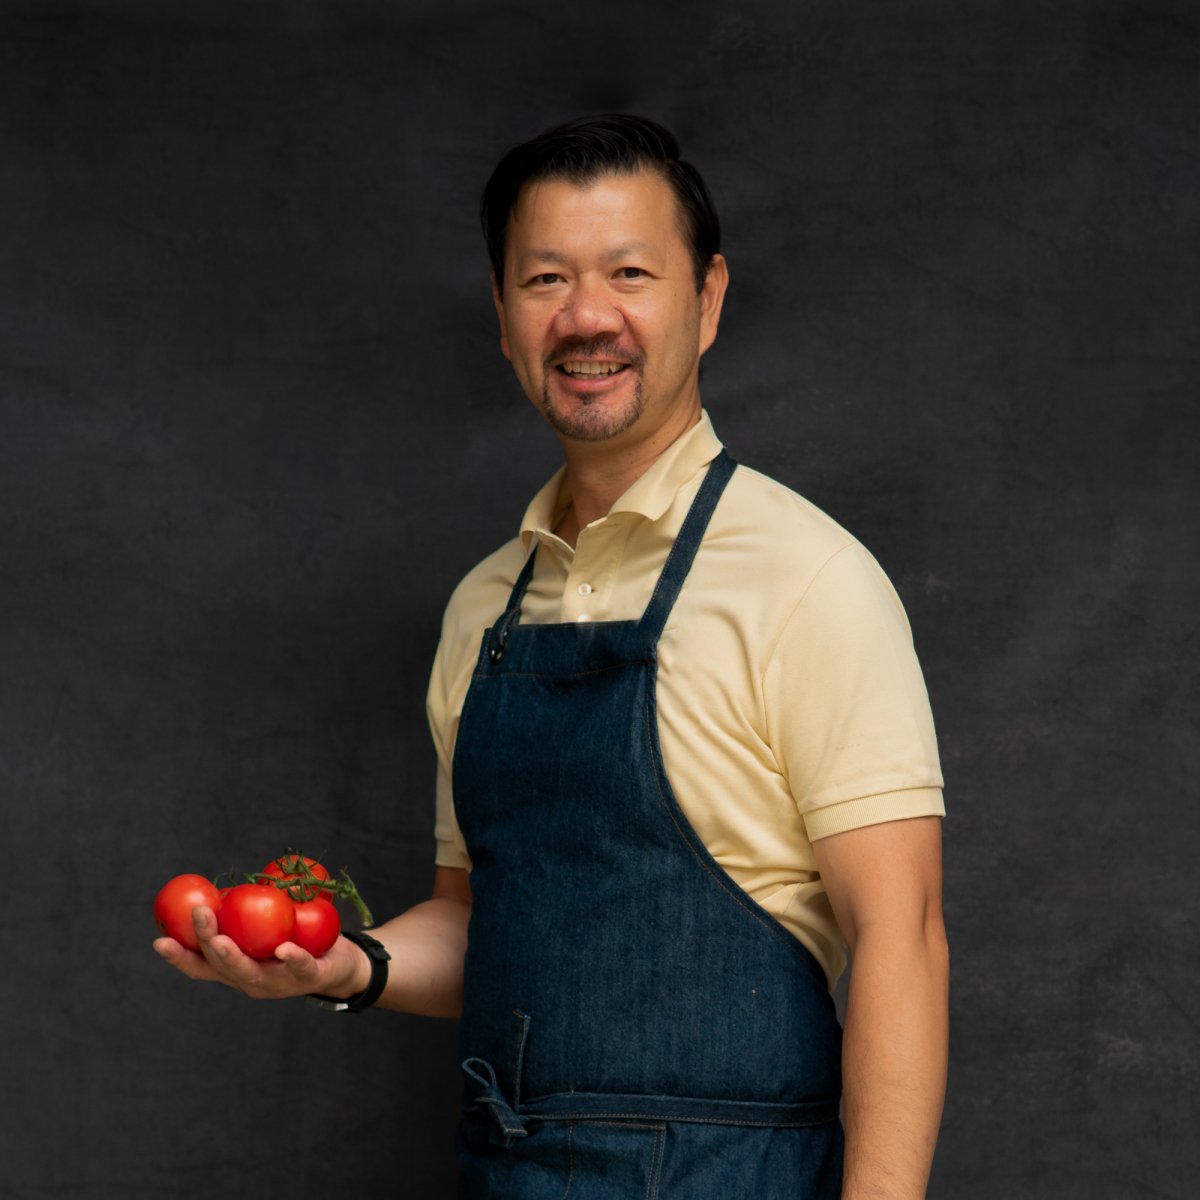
[562,517,626,624]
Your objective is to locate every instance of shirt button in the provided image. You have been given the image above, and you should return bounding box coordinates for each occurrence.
[577,582,593,596]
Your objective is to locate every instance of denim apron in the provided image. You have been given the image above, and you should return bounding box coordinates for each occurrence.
[452,452,843,1198]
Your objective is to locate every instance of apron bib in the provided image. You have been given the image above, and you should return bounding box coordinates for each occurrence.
[452,452,843,1198]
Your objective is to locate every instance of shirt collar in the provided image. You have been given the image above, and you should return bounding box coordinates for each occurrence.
[519,411,725,551]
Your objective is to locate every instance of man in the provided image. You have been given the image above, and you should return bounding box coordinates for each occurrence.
[156,114,949,1198]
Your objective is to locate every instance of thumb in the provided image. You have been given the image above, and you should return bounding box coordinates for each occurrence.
[274,942,321,983]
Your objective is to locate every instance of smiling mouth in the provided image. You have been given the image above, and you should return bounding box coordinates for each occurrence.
[557,360,628,378]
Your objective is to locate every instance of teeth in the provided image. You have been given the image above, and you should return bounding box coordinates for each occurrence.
[562,360,624,376]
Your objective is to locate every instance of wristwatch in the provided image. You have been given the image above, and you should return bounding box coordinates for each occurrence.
[307,929,391,1013]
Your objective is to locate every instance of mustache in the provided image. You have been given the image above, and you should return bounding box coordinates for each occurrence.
[545,337,643,367]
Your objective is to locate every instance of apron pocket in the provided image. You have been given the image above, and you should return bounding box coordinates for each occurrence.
[560,1121,666,1200]
[457,1120,665,1200]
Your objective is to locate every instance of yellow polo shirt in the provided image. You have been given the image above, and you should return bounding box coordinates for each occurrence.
[427,413,944,985]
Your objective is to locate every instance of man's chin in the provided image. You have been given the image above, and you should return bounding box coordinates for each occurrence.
[539,389,645,444]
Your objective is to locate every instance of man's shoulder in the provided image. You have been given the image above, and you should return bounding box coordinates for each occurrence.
[440,535,528,643]
[717,461,862,572]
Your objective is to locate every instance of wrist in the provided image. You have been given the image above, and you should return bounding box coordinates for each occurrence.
[341,939,374,997]
[307,930,391,1013]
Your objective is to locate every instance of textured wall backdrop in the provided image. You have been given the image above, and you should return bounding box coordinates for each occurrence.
[1,1,1196,1196]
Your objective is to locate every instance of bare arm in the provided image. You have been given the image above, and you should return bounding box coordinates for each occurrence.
[812,816,949,1200]
[154,865,472,1018]
[364,866,472,1016]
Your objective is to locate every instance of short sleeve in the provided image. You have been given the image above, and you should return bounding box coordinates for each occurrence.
[762,542,945,842]
[427,619,474,870]
[433,755,472,868]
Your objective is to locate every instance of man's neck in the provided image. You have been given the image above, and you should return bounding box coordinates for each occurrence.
[554,406,702,547]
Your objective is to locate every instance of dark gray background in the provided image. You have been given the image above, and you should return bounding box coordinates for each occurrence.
[1,0,1195,1196]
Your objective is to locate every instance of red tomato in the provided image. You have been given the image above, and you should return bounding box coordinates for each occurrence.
[289,898,341,956]
[260,853,331,902]
[154,874,223,951]
[217,883,297,959]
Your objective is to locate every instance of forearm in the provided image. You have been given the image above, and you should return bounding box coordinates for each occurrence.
[353,893,470,1017]
[840,924,949,1199]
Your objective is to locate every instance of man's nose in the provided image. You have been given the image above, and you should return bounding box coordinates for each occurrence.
[553,277,623,339]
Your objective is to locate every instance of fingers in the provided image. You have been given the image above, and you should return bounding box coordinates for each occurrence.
[191,903,219,948]
[153,906,361,1002]
[200,937,311,999]
[152,936,222,982]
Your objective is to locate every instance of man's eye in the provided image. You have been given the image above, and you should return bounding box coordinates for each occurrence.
[531,273,562,286]
[616,267,646,280]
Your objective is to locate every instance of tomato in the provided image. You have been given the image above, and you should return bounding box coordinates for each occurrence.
[217,883,297,959]
[260,853,331,902]
[154,874,223,951]
[289,897,341,956]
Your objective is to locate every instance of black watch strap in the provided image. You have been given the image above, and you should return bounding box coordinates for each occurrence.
[307,929,391,1013]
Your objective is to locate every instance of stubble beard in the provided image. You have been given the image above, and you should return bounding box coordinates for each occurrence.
[538,340,646,443]
[539,377,645,443]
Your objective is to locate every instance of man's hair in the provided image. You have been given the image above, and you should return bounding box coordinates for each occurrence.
[481,113,721,293]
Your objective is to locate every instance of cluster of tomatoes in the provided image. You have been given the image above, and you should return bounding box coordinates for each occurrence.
[154,851,371,960]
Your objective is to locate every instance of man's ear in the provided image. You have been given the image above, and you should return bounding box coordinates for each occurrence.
[698,254,729,358]
[491,272,511,361]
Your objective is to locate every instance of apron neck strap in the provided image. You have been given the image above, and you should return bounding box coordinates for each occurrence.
[501,540,540,618]
[638,450,737,640]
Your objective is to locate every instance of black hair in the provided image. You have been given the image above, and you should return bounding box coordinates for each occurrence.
[481,113,721,293]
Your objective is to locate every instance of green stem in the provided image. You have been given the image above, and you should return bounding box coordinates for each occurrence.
[334,868,374,928]
[246,855,375,927]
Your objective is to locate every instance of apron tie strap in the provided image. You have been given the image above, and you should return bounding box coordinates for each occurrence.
[461,1057,529,1148]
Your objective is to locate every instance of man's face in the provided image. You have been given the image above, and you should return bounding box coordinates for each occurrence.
[492,170,727,449]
